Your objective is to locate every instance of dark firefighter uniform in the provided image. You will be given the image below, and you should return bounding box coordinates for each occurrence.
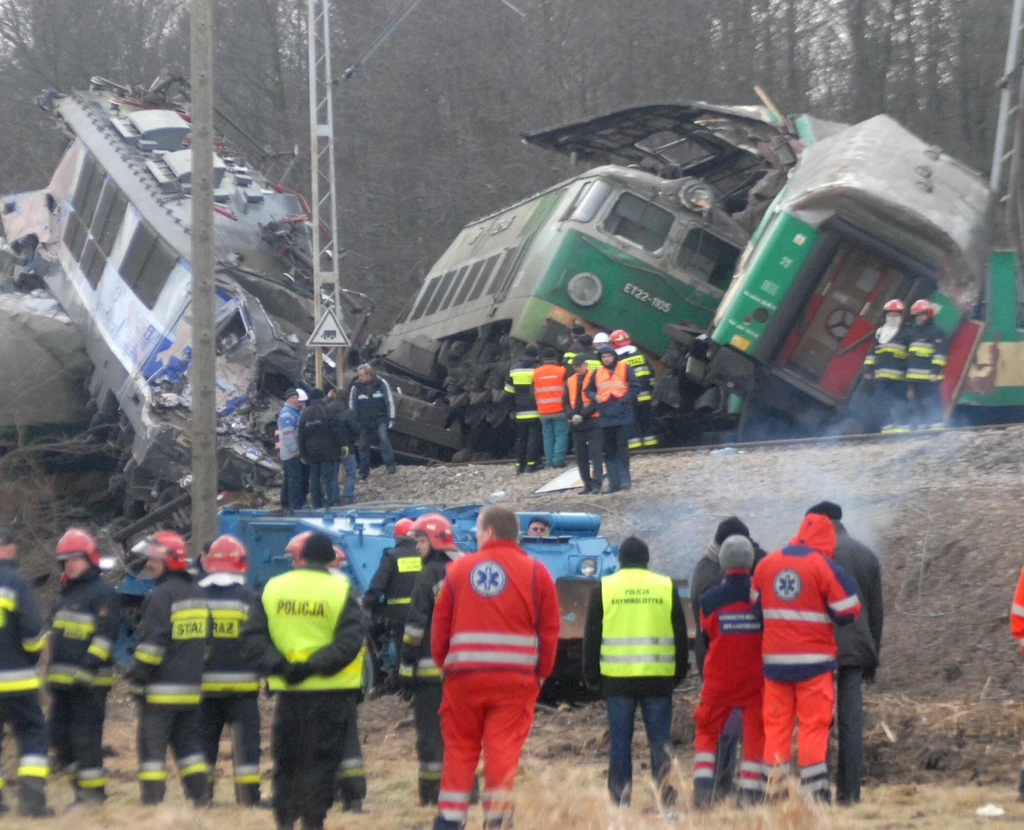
[564,348,601,372]
[47,569,120,802]
[905,319,947,429]
[362,536,421,665]
[400,549,456,805]
[198,574,262,805]
[504,352,542,473]
[862,328,909,432]
[242,558,368,828]
[617,346,657,448]
[0,559,50,816]
[127,571,211,805]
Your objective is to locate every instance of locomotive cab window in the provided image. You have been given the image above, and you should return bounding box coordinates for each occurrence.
[563,180,612,224]
[676,228,741,291]
[602,192,673,252]
[121,222,177,309]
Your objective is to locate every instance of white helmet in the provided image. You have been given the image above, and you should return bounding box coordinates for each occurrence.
[592,332,611,346]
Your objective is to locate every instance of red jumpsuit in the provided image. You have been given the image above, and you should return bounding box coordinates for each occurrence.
[694,569,765,806]
[431,538,560,828]
[1010,566,1024,794]
[750,514,860,800]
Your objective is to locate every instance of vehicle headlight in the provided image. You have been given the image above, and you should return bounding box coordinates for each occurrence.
[678,179,716,212]
[567,272,603,307]
[580,557,598,577]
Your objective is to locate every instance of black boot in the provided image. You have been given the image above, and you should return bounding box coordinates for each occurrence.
[18,777,53,818]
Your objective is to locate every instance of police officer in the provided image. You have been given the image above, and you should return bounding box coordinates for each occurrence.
[127,531,211,806]
[610,330,658,448]
[242,532,367,830]
[48,529,119,806]
[400,514,461,806]
[197,535,262,806]
[362,517,420,675]
[0,527,50,817]
[504,343,542,473]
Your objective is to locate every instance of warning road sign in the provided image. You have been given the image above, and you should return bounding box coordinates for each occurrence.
[307,309,351,347]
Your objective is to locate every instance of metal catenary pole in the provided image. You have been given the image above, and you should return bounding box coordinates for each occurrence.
[189,0,219,551]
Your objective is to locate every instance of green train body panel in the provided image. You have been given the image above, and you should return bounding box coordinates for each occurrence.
[710,211,819,355]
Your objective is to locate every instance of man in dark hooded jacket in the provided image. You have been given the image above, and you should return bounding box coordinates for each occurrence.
[298,389,344,508]
[805,501,883,805]
[583,346,640,493]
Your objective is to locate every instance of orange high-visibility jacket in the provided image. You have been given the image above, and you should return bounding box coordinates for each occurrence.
[532,363,568,415]
[566,371,598,420]
[1010,566,1024,651]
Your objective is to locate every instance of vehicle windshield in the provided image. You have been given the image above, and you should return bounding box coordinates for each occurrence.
[675,227,740,290]
[602,192,674,252]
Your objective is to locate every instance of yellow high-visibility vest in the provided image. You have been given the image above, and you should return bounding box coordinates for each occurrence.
[599,568,675,678]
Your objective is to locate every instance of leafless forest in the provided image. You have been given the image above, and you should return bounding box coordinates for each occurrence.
[0,0,1010,325]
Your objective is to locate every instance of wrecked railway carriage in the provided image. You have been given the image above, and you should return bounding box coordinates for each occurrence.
[0,77,370,513]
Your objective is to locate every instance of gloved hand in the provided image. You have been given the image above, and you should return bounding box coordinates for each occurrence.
[281,662,316,685]
[571,414,583,426]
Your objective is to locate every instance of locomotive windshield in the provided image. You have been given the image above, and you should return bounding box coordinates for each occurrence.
[602,192,674,252]
[564,180,611,223]
[675,227,740,291]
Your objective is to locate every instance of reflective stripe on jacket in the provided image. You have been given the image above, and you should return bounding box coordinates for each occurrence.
[48,568,120,689]
[595,362,628,403]
[905,320,947,382]
[617,346,653,402]
[599,569,675,678]
[863,329,908,380]
[200,577,260,694]
[698,571,763,706]
[504,358,540,420]
[532,363,568,415]
[566,371,598,422]
[1011,564,1024,652]
[0,561,45,693]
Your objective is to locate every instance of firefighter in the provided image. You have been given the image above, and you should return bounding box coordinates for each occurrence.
[566,354,603,494]
[242,531,367,829]
[583,536,688,808]
[127,530,211,806]
[504,344,542,473]
[533,347,570,468]
[362,517,420,675]
[862,299,909,433]
[564,332,600,372]
[584,346,640,493]
[47,529,119,806]
[561,323,587,366]
[1009,563,1024,801]
[431,505,561,829]
[904,299,947,430]
[693,535,764,808]
[400,513,462,806]
[197,535,262,807]
[0,527,51,817]
[750,513,861,801]
[610,329,658,448]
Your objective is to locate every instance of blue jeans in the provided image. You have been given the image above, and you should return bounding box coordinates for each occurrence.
[282,457,305,509]
[540,417,569,467]
[341,451,357,499]
[358,421,397,477]
[606,694,673,804]
[309,459,340,508]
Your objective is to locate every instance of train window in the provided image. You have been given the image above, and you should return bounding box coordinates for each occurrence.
[95,187,128,256]
[409,275,441,321]
[71,155,96,213]
[84,241,106,289]
[564,180,612,224]
[78,238,99,287]
[66,215,88,262]
[603,193,673,252]
[487,247,519,296]
[120,223,156,290]
[78,165,106,229]
[133,239,177,309]
[467,255,499,303]
[426,270,457,316]
[216,309,248,354]
[440,265,469,312]
[676,228,741,290]
[454,260,484,306]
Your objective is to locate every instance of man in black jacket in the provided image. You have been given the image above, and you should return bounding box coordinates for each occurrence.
[299,388,344,508]
[806,502,884,805]
[362,518,419,674]
[583,537,688,806]
[504,344,542,474]
[327,388,360,504]
[349,365,398,479]
[48,529,120,806]
[689,517,766,798]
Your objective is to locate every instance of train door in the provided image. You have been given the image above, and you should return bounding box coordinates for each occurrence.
[775,244,910,399]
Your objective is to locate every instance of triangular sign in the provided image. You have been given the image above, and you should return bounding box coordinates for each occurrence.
[307,309,351,347]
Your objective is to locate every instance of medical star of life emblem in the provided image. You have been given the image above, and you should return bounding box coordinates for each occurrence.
[773,569,802,601]
[470,561,507,597]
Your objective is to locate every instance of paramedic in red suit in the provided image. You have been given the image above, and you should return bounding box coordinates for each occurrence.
[693,534,765,808]
[750,512,861,802]
[430,504,561,830]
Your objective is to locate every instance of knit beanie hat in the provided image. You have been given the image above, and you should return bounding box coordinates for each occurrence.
[618,536,650,567]
[719,535,754,571]
[714,517,750,545]
[806,501,843,521]
[302,532,336,564]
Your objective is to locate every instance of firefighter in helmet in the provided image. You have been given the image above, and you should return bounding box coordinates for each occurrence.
[127,530,211,806]
[610,329,657,448]
[362,517,420,675]
[48,529,119,806]
[197,535,262,806]
[862,299,910,433]
[904,299,947,430]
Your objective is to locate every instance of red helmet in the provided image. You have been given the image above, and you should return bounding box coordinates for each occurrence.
[285,531,314,565]
[609,329,631,348]
[409,513,456,551]
[882,299,905,313]
[204,534,247,574]
[56,528,100,567]
[910,299,935,318]
[132,530,189,572]
[394,518,414,538]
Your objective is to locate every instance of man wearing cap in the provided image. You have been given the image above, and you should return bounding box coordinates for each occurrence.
[349,364,398,479]
[278,388,308,510]
[504,344,542,474]
[0,527,51,816]
[242,532,367,829]
[584,345,640,492]
[805,502,883,805]
[533,347,570,469]
[583,537,688,806]
[524,517,551,538]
